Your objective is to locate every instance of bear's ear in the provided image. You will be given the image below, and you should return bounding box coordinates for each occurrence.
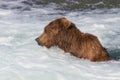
[67,23,75,30]
[60,17,71,29]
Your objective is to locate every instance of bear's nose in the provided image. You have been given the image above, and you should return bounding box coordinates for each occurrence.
[35,38,44,46]
[35,38,39,42]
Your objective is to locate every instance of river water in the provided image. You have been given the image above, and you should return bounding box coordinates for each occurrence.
[0,0,120,80]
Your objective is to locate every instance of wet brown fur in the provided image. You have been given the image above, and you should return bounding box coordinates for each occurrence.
[36,17,109,62]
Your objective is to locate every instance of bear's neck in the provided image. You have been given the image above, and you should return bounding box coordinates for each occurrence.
[57,28,83,53]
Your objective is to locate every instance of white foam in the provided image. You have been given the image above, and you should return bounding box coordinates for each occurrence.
[0,37,13,46]
[0,9,12,16]
[105,17,120,22]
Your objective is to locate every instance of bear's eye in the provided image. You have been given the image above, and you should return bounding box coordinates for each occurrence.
[51,26,55,29]
[45,28,51,34]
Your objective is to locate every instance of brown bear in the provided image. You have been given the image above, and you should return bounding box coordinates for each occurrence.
[35,17,109,61]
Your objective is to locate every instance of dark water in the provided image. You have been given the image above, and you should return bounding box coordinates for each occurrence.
[1,0,120,11]
[109,49,120,60]
[24,0,120,10]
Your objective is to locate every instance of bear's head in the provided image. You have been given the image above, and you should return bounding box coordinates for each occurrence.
[35,17,77,48]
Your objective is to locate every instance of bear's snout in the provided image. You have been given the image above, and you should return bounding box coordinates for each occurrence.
[35,38,39,42]
[35,38,44,46]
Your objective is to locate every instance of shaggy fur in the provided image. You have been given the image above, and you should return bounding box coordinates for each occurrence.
[36,17,109,61]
